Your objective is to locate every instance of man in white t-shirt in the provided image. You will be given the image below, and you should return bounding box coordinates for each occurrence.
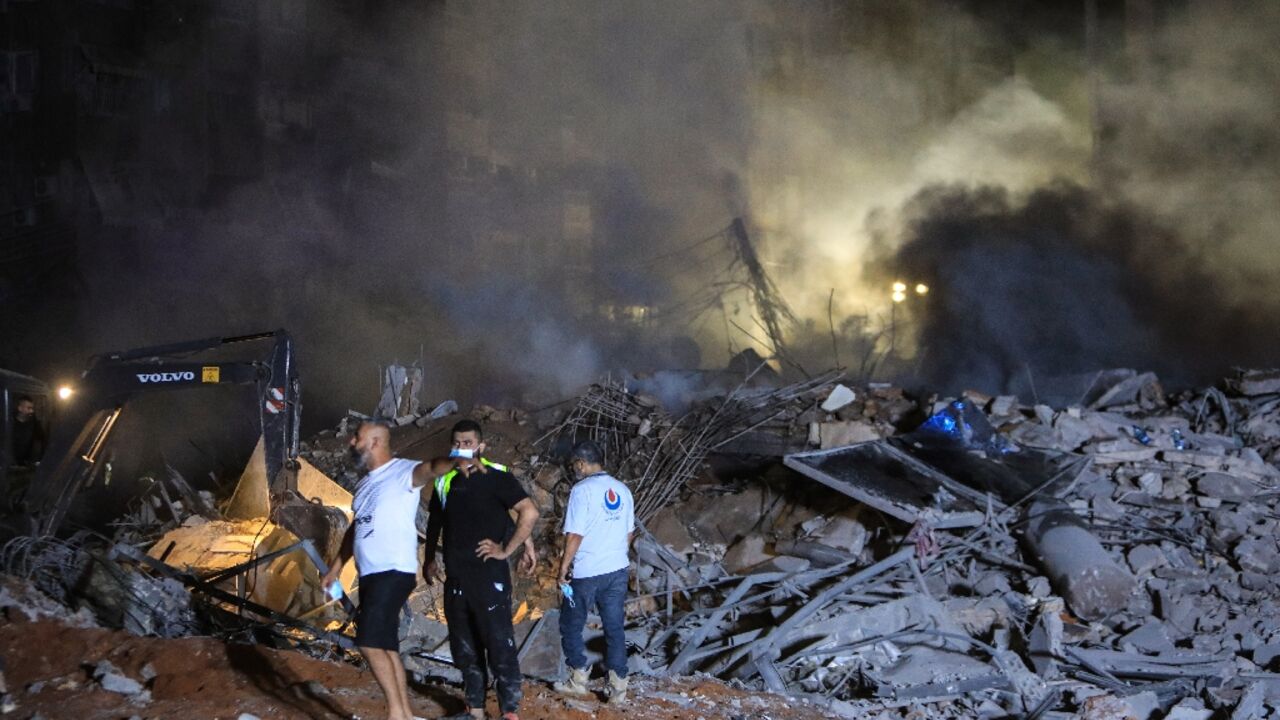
[322,422,441,720]
[553,440,635,704]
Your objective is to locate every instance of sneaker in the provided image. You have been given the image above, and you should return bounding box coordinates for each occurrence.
[552,666,591,696]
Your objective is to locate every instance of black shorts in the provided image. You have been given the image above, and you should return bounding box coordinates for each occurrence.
[355,570,416,651]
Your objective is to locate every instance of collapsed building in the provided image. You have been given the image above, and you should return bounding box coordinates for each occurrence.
[5,356,1280,719]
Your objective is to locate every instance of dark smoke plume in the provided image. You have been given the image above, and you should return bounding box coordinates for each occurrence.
[871,182,1280,397]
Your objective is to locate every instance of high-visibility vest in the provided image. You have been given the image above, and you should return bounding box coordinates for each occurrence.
[434,458,510,508]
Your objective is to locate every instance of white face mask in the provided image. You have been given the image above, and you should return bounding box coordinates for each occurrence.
[450,447,476,459]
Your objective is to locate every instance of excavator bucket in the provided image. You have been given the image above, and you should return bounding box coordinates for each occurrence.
[228,435,352,566]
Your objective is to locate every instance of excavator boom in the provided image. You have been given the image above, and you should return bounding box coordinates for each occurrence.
[26,330,300,536]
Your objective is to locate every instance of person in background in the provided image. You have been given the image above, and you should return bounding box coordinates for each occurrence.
[11,396,45,466]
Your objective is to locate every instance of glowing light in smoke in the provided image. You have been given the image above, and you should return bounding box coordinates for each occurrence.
[58,386,74,400]
[891,290,907,303]
[915,283,929,295]
[892,281,907,292]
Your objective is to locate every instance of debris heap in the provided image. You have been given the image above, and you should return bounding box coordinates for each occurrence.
[615,368,1280,718]
[7,366,1280,719]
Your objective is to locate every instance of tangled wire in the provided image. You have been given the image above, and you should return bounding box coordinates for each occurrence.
[0,532,91,603]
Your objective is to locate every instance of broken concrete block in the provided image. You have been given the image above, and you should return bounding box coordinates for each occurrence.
[817,420,881,449]
[1156,590,1197,633]
[1125,691,1160,720]
[1091,496,1125,521]
[1082,691,1158,720]
[990,395,1018,417]
[1253,643,1280,670]
[1247,518,1279,538]
[1196,473,1259,502]
[1232,369,1280,396]
[1120,620,1175,654]
[1033,404,1055,426]
[1235,538,1280,575]
[1210,506,1255,547]
[1161,475,1192,500]
[1230,681,1266,720]
[1027,599,1064,677]
[722,535,771,574]
[680,487,769,545]
[646,508,695,556]
[813,514,867,555]
[1240,571,1272,592]
[1008,422,1060,448]
[1136,472,1163,495]
[1127,544,1169,575]
[1052,413,1096,451]
[821,384,856,412]
[1080,693,1136,720]
[974,572,1011,597]
[93,662,143,696]
[1164,698,1213,720]
[1093,371,1162,409]
[1026,576,1051,599]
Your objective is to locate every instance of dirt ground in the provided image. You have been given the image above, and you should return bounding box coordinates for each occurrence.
[0,617,835,720]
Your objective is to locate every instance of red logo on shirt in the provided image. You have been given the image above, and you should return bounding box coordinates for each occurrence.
[604,487,622,511]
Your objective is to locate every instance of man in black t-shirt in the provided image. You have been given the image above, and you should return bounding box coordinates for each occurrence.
[423,419,540,720]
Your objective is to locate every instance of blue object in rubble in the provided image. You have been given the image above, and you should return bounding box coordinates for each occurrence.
[1171,428,1187,450]
[922,410,960,437]
[916,398,1018,455]
[1131,425,1152,446]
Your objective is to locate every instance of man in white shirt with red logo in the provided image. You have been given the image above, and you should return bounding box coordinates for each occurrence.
[553,440,635,704]
[322,422,440,720]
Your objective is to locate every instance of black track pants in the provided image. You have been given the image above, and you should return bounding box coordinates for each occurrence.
[443,575,523,714]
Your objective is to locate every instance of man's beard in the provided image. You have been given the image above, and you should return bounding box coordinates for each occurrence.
[350,446,371,470]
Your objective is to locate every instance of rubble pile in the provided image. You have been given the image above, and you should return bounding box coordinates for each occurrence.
[9,363,1280,718]
[524,370,845,524]
[613,368,1280,718]
[291,365,1280,717]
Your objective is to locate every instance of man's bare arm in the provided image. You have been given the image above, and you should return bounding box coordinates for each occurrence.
[322,522,355,589]
[413,457,453,489]
[476,498,540,561]
[558,532,584,585]
[518,535,539,576]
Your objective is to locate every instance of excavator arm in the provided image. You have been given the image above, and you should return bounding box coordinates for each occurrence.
[28,330,300,536]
